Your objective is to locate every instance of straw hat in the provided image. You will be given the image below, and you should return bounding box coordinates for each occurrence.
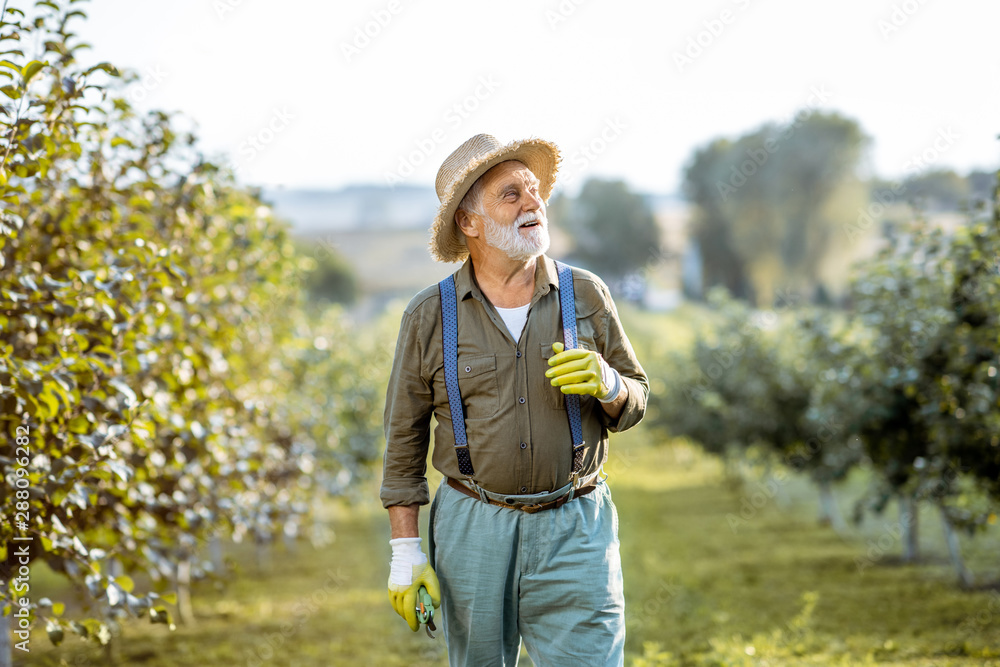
[430,134,560,263]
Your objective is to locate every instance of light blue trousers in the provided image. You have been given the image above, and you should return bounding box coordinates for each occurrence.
[428,479,625,667]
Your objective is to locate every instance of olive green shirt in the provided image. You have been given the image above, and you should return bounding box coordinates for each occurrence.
[380,255,649,508]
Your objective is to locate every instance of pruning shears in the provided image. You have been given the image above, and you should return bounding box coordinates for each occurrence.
[416,585,436,639]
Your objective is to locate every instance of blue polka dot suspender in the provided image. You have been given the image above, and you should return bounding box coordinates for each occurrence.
[438,271,474,476]
[438,261,586,479]
[555,261,588,475]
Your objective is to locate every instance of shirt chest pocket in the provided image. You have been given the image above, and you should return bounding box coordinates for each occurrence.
[539,337,598,411]
[456,353,500,420]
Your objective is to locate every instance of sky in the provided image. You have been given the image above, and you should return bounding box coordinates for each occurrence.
[67,0,1000,197]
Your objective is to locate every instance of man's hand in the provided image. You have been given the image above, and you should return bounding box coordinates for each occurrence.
[546,342,616,399]
[388,538,441,631]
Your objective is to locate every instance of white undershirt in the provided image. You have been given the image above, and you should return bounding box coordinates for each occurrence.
[494,303,531,341]
[494,302,623,402]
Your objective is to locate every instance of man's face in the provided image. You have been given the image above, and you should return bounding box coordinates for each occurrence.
[477,161,550,262]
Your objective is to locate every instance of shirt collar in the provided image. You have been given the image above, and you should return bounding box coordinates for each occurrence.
[454,254,560,302]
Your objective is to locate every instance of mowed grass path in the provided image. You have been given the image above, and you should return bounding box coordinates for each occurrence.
[20,436,1000,666]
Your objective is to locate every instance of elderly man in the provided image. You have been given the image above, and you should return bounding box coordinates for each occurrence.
[381,133,648,666]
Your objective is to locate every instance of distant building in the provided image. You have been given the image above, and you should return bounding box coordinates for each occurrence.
[643,194,694,310]
[262,184,439,233]
[268,185,696,310]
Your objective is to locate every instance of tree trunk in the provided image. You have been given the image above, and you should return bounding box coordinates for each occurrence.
[721,455,744,492]
[817,480,847,534]
[209,534,225,575]
[899,494,919,563]
[938,503,974,588]
[175,558,194,625]
[0,611,12,667]
[103,623,120,665]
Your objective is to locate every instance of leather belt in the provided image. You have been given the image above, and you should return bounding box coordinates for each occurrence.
[446,477,597,514]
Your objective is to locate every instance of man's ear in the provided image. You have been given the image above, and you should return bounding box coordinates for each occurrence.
[455,209,480,239]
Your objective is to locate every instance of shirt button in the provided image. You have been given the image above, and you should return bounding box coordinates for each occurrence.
[520,442,527,449]
[518,397,525,404]
[521,486,528,493]
[516,350,522,358]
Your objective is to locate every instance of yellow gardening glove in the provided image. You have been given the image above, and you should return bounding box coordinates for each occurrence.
[388,562,441,631]
[388,538,441,632]
[546,342,614,399]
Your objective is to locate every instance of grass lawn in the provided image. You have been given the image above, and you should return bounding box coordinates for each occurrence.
[17,430,1000,666]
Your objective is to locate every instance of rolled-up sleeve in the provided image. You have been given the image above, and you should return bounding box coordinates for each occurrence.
[598,286,648,433]
[380,307,435,508]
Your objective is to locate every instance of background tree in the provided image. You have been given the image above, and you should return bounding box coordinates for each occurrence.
[898,168,971,212]
[968,169,997,207]
[549,178,661,288]
[650,290,861,530]
[0,3,386,663]
[292,239,359,306]
[684,112,871,306]
[682,138,753,301]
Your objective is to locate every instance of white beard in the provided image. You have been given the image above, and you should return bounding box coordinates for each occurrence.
[481,210,550,262]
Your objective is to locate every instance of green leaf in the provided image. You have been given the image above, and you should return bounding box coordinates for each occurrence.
[70,621,88,638]
[50,486,68,507]
[0,84,20,99]
[52,602,65,617]
[149,605,174,629]
[68,415,90,433]
[20,59,46,83]
[109,378,137,407]
[84,61,119,77]
[38,388,59,419]
[46,620,64,646]
[115,575,135,593]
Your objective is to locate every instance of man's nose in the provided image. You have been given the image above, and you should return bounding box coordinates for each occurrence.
[523,189,543,211]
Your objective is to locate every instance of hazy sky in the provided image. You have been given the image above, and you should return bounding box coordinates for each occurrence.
[72,0,998,196]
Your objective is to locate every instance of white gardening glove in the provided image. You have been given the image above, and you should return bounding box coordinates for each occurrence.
[387,537,441,631]
[596,355,623,404]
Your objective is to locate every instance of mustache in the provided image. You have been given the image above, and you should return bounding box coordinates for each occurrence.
[515,211,546,228]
